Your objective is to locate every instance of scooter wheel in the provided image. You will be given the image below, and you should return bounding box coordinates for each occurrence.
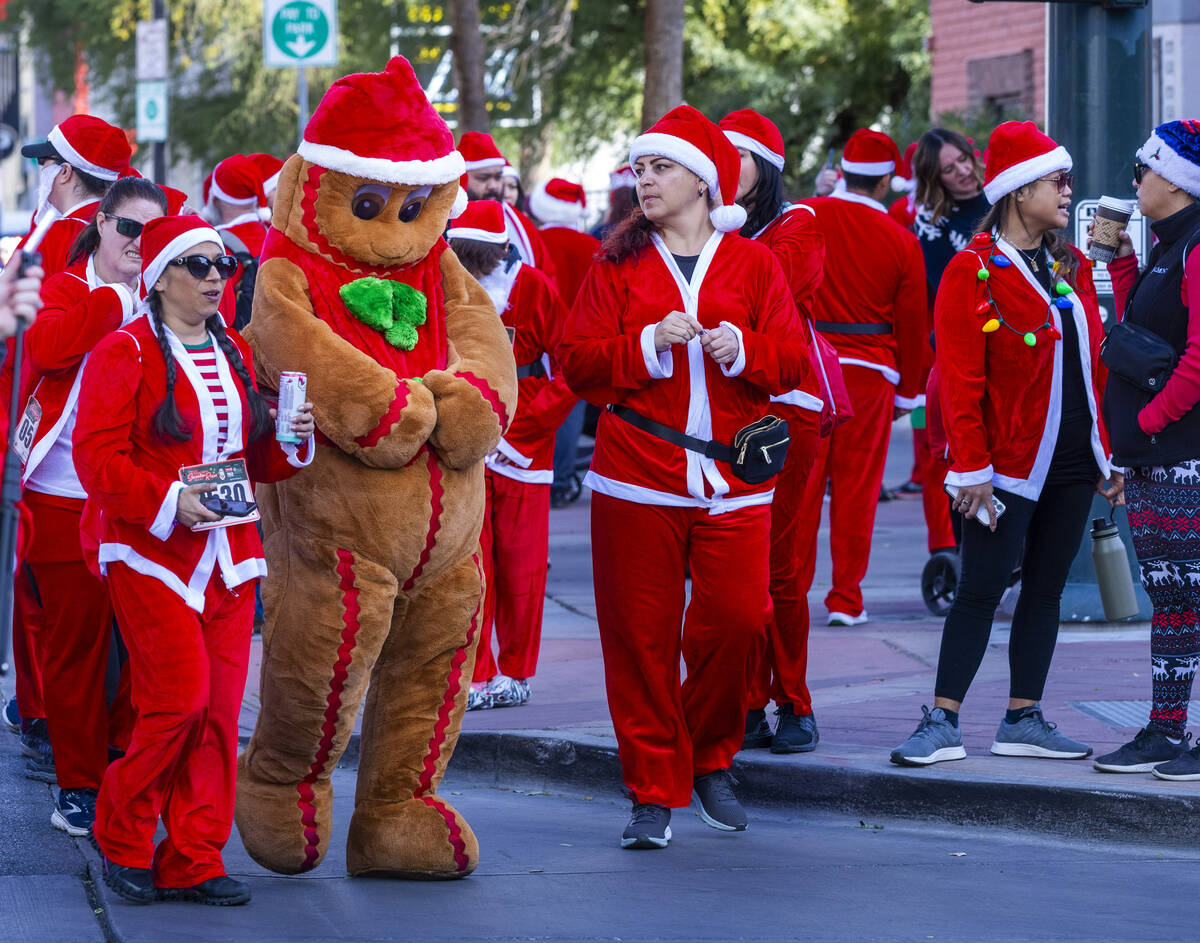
[921,549,960,616]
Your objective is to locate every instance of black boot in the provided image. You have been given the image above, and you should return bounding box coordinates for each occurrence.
[742,708,774,750]
[102,860,157,904]
[771,703,819,754]
[159,875,251,906]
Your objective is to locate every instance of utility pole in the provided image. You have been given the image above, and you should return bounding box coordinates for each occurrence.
[152,0,167,184]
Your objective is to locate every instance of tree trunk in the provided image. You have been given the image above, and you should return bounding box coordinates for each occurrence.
[449,0,491,132]
[641,0,685,131]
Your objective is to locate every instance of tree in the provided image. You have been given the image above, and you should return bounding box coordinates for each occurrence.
[641,0,684,131]
[448,0,489,132]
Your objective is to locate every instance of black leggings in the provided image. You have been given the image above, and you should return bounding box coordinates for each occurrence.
[933,480,1095,704]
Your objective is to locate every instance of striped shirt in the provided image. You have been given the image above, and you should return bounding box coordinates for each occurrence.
[184,341,229,452]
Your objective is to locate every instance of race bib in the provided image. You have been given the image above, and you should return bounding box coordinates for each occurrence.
[13,397,42,466]
[178,458,260,532]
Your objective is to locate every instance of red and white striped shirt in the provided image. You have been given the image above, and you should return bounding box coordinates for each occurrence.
[185,341,229,452]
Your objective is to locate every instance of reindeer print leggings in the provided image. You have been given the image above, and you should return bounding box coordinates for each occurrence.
[1126,460,1200,738]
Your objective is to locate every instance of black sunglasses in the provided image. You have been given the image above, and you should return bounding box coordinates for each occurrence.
[170,254,239,280]
[1134,161,1150,184]
[1039,171,1074,194]
[105,214,145,238]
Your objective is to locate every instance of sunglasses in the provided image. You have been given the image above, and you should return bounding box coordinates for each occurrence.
[1134,161,1150,184]
[105,214,145,238]
[1039,172,1074,194]
[169,254,239,280]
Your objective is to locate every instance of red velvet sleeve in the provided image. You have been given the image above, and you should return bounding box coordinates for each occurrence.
[894,235,932,404]
[1107,253,1139,321]
[1138,248,1200,435]
[732,248,813,396]
[770,210,825,320]
[25,275,131,374]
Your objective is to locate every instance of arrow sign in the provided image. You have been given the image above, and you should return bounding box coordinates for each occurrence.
[264,0,338,68]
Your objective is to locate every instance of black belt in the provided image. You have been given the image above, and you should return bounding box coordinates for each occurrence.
[516,359,546,380]
[608,404,734,463]
[815,321,892,335]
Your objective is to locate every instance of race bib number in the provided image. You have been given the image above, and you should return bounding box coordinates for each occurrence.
[13,397,42,466]
[178,458,260,532]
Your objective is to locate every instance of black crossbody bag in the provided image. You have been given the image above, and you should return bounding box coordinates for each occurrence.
[1100,320,1178,393]
[609,405,790,485]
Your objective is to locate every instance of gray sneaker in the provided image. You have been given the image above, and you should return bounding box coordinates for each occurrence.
[485,675,531,708]
[1152,741,1200,781]
[990,707,1092,759]
[890,706,966,766]
[466,687,493,711]
[692,769,747,831]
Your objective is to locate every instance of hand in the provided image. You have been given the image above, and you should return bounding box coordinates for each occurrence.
[175,484,222,527]
[1098,470,1126,507]
[814,166,839,197]
[268,402,315,438]
[893,407,912,421]
[953,482,998,532]
[489,451,514,467]
[0,263,44,339]
[1086,221,1134,259]
[653,310,702,352]
[700,324,739,365]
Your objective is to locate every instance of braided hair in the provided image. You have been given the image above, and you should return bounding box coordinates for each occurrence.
[147,293,273,444]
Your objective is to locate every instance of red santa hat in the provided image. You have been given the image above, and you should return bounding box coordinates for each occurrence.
[160,185,191,216]
[983,121,1071,204]
[458,132,507,173]
[891,141,919,193]
[21,114,132,182]
[529,178,587,228]
[202,171,213,207]
[140,214,225,296]
[629,105,747,233]
[609,164,637,190]
[297,56,467,217]
[718,109,785,171]
[249,152,285,196]
[445,200,508,244]
[210,154,267,208]
[501,161,520,180]
[841,129,902,177]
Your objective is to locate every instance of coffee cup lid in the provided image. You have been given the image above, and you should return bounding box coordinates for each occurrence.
[1098,195,1136,214]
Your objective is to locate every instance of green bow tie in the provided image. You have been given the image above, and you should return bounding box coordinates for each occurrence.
[339,277,428,351]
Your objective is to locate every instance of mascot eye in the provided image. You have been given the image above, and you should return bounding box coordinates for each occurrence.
[398,199,425,223]
[351,184,392,220]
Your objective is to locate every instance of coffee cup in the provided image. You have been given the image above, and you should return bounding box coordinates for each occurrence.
[1089,196,1135,263]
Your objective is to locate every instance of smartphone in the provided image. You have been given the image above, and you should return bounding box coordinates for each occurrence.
[202,496,259,518]
[944,483,1006,527]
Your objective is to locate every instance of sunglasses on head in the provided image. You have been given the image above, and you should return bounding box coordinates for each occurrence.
[105,214,145,238]
[1040,171,1074,194]
[1134,161,1150,184]
[169,254,239,280]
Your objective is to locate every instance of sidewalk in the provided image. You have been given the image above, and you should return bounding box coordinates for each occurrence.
[240,423,1200,845]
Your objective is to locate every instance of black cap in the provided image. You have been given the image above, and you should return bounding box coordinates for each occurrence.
[20,140,60,161]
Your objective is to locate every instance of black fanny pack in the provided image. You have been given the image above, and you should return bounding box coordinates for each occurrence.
[609,405,790,485]
[1100,320,1179,393]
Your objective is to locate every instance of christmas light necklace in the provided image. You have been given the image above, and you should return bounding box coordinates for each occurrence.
[968,231,1074,347]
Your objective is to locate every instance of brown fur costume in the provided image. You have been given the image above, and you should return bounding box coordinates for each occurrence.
[235,59,516,880]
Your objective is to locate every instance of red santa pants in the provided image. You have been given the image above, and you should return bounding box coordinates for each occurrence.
[25,491,113,790]
[473,469,550,682]
[591,493,771,808]
[795,366,896,618]
[749,409,821,714]
[11,562,45,722]
[920,442,956,553]
[94,564,253,889]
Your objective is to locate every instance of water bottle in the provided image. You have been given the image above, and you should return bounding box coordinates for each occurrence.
[1091,516,1139,621]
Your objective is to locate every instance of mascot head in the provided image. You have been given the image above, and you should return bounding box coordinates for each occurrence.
[273,56,468,271]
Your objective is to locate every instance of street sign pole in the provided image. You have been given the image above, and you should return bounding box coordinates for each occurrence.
[263,0,337,144]
[152,1,167,183]
[298,66,308,142]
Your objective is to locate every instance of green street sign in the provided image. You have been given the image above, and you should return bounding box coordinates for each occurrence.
[264,0,338,68]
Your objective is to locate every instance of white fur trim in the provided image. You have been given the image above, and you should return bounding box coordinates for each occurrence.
[894,394,922,410]
[142,227,225,294]
[983,145,1072,204]
[722,130,784,171]
[262,169,282,194]
[944,464,995,488]
[585,470,774,516]
[210,176,259,207]
[463,156,506,172]
[1138,131,1200,198]
[630,132,719,193]
[771,389,824,411]
[528,183,584,228]
[258,206,272,223]
[640,323,673,379]
[297,139,466,185]
[841,158,894,175]
[709,203,747,233]
[501,164,520,179]
[447,226,507,245]
[450,188,469,218]
[718,321,746,377]
[47,126,121,182]
[150,481,185,540]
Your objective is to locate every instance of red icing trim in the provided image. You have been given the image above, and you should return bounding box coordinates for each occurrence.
[355,381,410,449]
[457,371,509,430]
[419,796,469,873]
[401,449,443,593]
[294,548,362,872]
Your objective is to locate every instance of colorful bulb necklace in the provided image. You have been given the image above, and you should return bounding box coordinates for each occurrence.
[969,232,1073,347]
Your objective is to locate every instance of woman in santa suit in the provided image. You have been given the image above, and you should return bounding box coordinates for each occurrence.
[891,122,1124,767]
[73,216,315,905]
[559,105,809,849]
[443,202,578,711]
[19,176,168,834]
[718,108,824,755]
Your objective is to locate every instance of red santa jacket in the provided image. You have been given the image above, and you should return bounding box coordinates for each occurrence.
[73,315,313,611]
[888,195,917,230]
[560,230,808,514]
[800,190,927,406]
[935,237,1111,500]
[21,255,137,499]
[16,199,100,279]
[539,226,600,308]
[502,203,557,280]
[479,261,576,483]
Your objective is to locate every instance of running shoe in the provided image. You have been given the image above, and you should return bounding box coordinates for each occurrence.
[890,706,966,766]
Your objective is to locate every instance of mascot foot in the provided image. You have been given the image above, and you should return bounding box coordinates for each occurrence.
[346,796,479,880]
[235,754,333,875]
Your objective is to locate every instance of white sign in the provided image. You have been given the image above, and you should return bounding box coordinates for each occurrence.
[264,0,338,68]
[1074,199,1149,299]
[136,81,168,143]
[136,19,169,82]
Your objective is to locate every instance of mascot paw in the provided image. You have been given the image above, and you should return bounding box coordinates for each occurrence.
[346,796,479,880]
[235,754,334,875]
[422,368,505,469]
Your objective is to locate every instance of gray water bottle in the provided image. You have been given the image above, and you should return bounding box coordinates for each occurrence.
[1091,516,1139,621]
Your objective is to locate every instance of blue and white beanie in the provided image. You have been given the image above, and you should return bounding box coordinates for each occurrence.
[1137,120,1200,197]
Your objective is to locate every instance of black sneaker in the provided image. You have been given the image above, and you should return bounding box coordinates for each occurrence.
[1093,727,1187,773]
[742,709,774,750]
[159,875,251,906]
[19,718,50,758]
[621,802,672,849]
[1153,741,1200,781]
[51,788,97,836]
[25,751,57,784]
[692,770,747,832]
[102,859,157,904]
[771,704,819,754]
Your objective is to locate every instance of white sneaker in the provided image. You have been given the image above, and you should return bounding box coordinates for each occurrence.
[466,685,493,711]
[485,674,531,707]
[827,610,869,627]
